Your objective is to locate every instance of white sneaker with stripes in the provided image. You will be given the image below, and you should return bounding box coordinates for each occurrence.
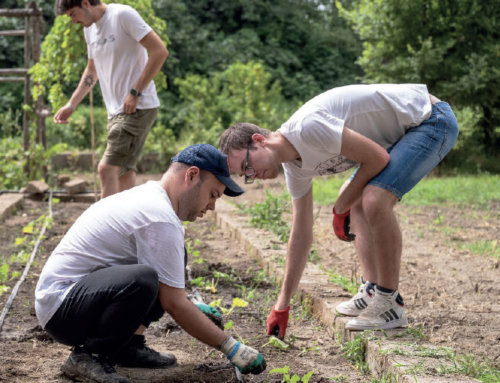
[345,288,407,330]
[336,279,375,317]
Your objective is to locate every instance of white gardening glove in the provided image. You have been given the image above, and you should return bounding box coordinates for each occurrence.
[219,336,266,375]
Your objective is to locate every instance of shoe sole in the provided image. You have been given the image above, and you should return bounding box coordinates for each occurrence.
[345,317,408,331]
[335,308,362,317]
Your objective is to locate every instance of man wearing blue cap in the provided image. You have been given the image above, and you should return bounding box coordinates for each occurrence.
[35,144,266,383]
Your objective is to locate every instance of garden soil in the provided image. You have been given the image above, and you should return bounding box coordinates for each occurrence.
[0,173,499,382]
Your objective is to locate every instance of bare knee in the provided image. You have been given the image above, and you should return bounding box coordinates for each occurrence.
[361,186,398,223]
[98,162,119,180]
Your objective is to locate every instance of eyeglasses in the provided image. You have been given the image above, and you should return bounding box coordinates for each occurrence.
[244,143,255,184]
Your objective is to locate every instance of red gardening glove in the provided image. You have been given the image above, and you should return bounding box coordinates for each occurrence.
[333,206,356,242]
[266,305,290,340]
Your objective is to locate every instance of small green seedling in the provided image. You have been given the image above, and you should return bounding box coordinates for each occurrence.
[269,366,314,383]
[262,336,289,350]
[223,320,246,344]
[209,297,248,316]
[0,285,10,297]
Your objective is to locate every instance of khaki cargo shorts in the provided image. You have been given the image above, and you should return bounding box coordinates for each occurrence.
[102,108,158,177]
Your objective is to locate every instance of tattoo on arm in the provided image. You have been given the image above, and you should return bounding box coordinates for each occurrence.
[84,75,94,87]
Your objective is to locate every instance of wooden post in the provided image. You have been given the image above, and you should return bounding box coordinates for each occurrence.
[90,89,98,202]
[22,8,31,175]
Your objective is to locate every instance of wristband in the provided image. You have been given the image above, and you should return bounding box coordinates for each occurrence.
[67,102,75,111]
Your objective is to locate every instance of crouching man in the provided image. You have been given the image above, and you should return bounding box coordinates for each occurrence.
[35,144,266,383]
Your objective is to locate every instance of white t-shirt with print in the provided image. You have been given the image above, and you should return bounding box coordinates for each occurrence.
[277,84,432,200]
[35,181,185,328]
[84,4,160,118]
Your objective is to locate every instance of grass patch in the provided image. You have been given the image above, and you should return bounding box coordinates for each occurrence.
[459,240,500,259]
[247,190,291,243]
[325,269,359,295]
[313,174,500,209]
[340,336,370,375]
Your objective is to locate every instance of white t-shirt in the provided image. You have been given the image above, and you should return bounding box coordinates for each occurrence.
[35,181,185,328]
[84,4,160,118]
[277,84,432,199]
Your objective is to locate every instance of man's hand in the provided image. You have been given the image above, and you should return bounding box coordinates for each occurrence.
[123,93,140,114]
[266,305,290,340]
[220,336,267,375]
[53,103,75,124]
[332,206,356,242]
[194,302,223,330]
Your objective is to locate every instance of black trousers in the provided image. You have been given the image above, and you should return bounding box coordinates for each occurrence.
[45,264,164,356]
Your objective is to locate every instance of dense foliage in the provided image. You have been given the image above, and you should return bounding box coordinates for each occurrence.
[172,61,296,146]
[1,0,500,188]
[338,0,500,158]
[155,0,362,101]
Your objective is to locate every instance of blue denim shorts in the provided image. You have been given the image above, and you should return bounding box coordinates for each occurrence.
[350,102,459,200]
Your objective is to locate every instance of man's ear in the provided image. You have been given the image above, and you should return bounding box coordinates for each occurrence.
[252,133,266,145]
[185,166,201,184]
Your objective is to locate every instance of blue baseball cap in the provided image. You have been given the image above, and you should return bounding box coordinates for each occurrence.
[171,144,244,197]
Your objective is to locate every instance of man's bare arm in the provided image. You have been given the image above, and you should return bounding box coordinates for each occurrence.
[159,283,226,347]
[53,59,98,123]
[122,31,168,114]
[334,127,390,213]
[275,187,314,309]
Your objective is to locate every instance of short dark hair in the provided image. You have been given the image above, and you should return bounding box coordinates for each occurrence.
[55,0,101,15]
[169,161,208,183]
[218,123,271,154]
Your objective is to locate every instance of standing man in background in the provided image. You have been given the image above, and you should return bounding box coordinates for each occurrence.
[53,0,168,198]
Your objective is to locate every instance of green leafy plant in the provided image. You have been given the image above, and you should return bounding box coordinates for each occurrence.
[248,190,291,243]
[0,263,10,283]
[262,336,289,351]
[172,61,294,146]
[269,366,314,383]
[209,297,248,316]
[223,320,246,344]
[0,285,10,298]
[326,269,359,295]
[341,336,370,375]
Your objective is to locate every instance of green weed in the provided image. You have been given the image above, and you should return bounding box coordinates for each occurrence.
[269,366,314,383]
[248,190,290,243]
[341,336,370,375]
[438,352,500,383]
[308,248,321,263]
[460,240,500,259]
[0,263,10,283]
[326,270,359,295]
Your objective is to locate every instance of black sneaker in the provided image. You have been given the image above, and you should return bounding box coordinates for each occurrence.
[112,334,177,369]
[61,346,130,383]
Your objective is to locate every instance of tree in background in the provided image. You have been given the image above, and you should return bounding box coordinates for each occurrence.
[337,0,500,157]
[154,0,362,102]
[30,0,169,112]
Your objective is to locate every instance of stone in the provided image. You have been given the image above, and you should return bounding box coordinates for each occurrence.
[0,194,24,222]
[57,174,71,188]
[63,179,87,195]
[25,180,49,194]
